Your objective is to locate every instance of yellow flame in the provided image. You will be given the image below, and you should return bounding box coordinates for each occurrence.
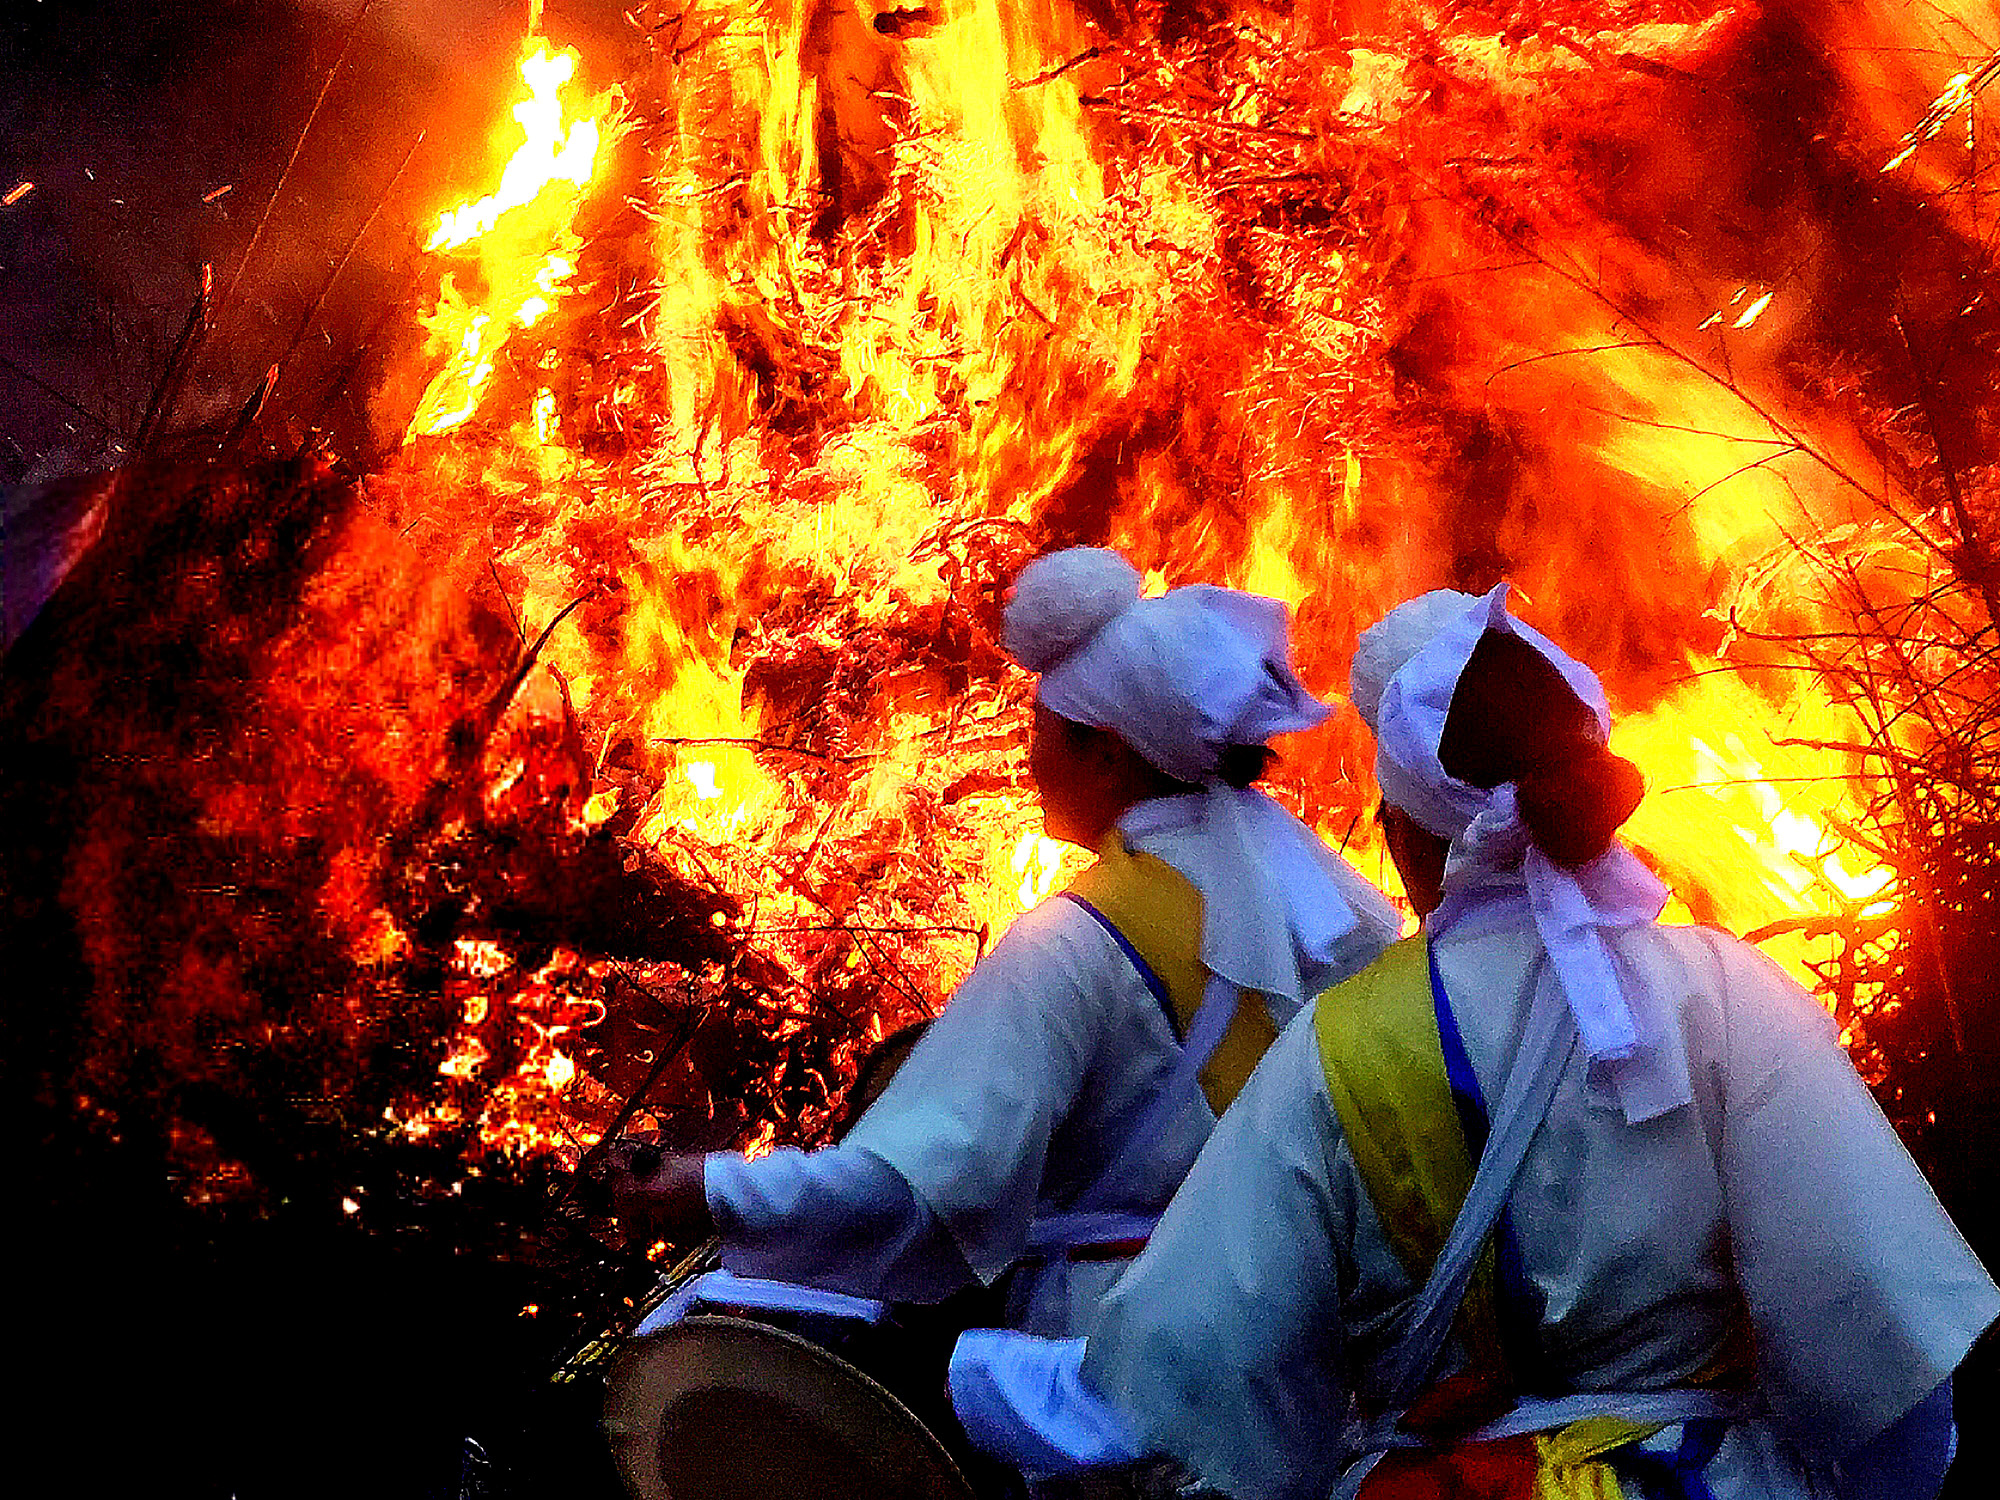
[1617,665,1891,989]
[384,5,1945,1164]
[1012,832,1066,910]
[426,48,601,252]
[405,41,614,441]
[580,786,619,828]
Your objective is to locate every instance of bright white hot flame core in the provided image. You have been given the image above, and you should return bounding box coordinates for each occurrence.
[1013,833,1066,910]
[427,49,601,253]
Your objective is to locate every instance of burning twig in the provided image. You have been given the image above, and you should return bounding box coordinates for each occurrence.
[564,965,706,1195]
[1673,449,1809,514]
[1884,49,2000,173]
[488,558,529,646]
[217,364,280,453]
[492,593,598,729]
[1892,311,2000,628]
[1483,341,1659,382]
[1078,94,1316,144]
[1427,158,1965,575]
[1014,47,1104,91]
[653,735,874,764]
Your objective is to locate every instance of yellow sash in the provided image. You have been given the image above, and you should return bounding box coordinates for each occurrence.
[1313,939,1657,1497]
[1064,832,1276,1117]
[1314,938,1513,1388]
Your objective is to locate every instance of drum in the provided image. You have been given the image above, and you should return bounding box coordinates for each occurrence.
[603,1307,982,1500]
[601,1021,1015,1500]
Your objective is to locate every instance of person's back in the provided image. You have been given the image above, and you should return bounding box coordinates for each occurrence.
[1415,906,1982,1464]
[946,583,1998,1500]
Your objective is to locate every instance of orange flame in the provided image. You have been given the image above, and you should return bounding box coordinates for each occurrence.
[404,40,615,442]
[379,3,1992,1157]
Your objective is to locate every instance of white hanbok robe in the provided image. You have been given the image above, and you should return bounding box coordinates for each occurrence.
[960,888,1992,1496]
[1056,884,1999,1497]
[705,805,1398,1337]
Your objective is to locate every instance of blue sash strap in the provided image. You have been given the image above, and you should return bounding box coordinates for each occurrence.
[1424,944,1742,1498]
[1059,892,1179,1039]
[1427,938,1553,1390]
[1618,1418,1727,1500]
[1028,894,1240,1258]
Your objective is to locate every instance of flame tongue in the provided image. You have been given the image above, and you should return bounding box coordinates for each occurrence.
[372,4,1993,1162]
[404,41,613,442]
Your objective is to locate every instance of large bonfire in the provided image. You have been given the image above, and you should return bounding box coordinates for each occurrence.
[381,0,1997,1164]
[8,0,1998,1398]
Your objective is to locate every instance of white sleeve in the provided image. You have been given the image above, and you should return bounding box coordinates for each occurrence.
[840,899,1130,1281]
[947,1332,1146,1477]
[705,1144,975,1304]
[1078,1008,1355,1500]
[1706,931,2000,1457]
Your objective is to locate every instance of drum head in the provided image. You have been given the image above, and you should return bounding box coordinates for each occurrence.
[603,1314,981,1500]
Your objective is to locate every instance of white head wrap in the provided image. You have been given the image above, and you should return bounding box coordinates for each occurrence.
[1006,548,1330,787]
[1007,549,1400,1016]
[1361,583,1687,1123]
[1348,588,1477,737]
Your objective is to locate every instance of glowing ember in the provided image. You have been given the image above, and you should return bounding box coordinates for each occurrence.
[1883,60,1996,173]
[1731,291,1774,330]
[580,786,620,828]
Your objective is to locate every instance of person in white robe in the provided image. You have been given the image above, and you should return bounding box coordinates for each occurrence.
[950,583,2000,1496]
[610,547,1399,1337]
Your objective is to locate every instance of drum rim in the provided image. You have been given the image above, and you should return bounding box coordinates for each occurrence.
[602,1312,979,1500]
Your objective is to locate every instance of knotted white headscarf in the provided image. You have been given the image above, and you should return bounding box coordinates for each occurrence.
[1359,583,1688,1124]
[1006,548,1399,1018]
[1006,548,1329,786]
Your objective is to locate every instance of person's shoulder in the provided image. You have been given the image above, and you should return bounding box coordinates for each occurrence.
[1640,921,1840,1046]
[987,889,1115,952]
[1643,921,1808,990]
[952,891,1131,996]
[1311,934,1428,1033]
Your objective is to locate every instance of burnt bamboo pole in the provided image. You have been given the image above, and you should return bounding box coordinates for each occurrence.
[134,269,211,453]
[263,129,428,420]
